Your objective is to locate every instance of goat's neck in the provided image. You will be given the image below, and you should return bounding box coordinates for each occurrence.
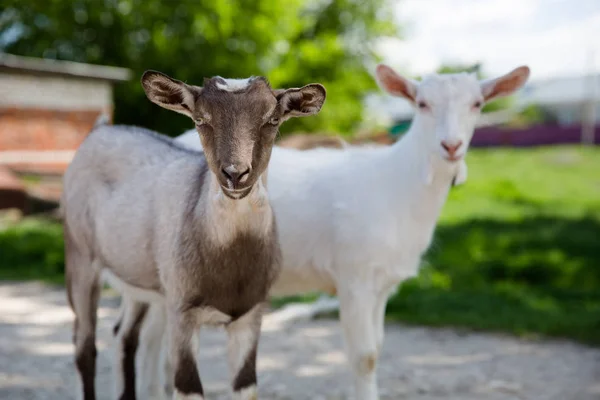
[385,118,459,221]
[198,171,273,247]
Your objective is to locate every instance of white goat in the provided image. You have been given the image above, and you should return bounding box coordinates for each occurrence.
[127,64,530,399]
[62,70,326,400]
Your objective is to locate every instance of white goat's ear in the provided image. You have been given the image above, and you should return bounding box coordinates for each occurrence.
[480,66,530,102]
[141,70,200,118]
[276,84,327,119]
[375,64,417,103]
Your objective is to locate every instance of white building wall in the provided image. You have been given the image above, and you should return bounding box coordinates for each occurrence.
[0,72,113,111]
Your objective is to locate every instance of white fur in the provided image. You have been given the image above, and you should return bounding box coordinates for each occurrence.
[226,305,262,376]
[234,385,257,400]
[137,66,530,400]
[225,164,240,173]
[173,391,204,400]
[102,269,165,304]
[454,161,468,186]
[196,307,233,325]
[228,326,256,378]
[215,77,253,92]
[175,130,202,150]
[206,175,272,247]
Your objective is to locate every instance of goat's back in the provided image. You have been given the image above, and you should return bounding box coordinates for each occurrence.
[67,125,201,183]
[62,125,208,292]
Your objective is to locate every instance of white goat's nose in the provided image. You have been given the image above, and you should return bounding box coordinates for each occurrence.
[440,140,463,157]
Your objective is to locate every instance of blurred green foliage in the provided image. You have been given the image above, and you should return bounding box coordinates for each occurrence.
[0,219,64,284]
[506,104,558,128]
[0,0,397,136]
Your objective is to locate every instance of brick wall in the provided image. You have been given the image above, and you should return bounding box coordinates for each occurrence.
[0,107,110,151]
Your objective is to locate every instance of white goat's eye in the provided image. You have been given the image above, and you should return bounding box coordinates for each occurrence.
[417,101,429,110]
[269,117,280,125]
[473,101,483,108]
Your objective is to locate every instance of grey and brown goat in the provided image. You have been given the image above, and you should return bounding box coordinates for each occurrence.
[62,71,326,400]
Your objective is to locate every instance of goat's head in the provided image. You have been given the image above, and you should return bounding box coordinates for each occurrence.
[142,71,326,199]
[375,64,530,162]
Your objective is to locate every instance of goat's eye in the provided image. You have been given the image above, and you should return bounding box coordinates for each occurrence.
[473,101,483,109]
[417,101,429,110]
[195,118,205,126]
[269,117,280,125]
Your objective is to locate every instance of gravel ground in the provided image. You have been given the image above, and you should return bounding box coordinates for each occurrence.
[0,281,599,400]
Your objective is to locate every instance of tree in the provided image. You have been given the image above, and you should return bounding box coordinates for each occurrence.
[0,0,397,136]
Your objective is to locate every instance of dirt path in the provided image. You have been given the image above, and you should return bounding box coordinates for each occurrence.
[0,282,599,400]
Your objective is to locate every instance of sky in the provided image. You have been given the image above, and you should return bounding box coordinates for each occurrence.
[378,0,600,81]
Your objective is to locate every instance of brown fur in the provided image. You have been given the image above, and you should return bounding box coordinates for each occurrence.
[174,348,204,396]
[193,78,279,194]
[174,162,280,319]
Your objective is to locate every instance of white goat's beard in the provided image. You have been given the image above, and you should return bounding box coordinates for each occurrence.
[421,155,468,186]
[454,161,468,186]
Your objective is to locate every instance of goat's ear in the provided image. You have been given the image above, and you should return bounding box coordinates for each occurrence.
[375,64,417,103]
[276,84,327,119]
[141,70,200,118]
[480,66,530,102]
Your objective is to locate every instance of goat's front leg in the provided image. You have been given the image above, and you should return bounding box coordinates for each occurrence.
[339,286,380,400]
[167,310,204,400]
[226,304,264,400]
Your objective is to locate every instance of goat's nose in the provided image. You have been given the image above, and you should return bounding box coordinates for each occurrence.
[221,164,251,187]
[441,140,463,156]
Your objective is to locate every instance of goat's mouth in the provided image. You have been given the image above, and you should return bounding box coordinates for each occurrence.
[444,155,463,162]
[221,186,253,200]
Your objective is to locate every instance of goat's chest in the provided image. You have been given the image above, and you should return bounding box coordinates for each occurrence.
[170,185,280,320]
[176,231,280,320]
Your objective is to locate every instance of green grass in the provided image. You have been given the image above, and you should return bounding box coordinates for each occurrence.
[1,146,599,344]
